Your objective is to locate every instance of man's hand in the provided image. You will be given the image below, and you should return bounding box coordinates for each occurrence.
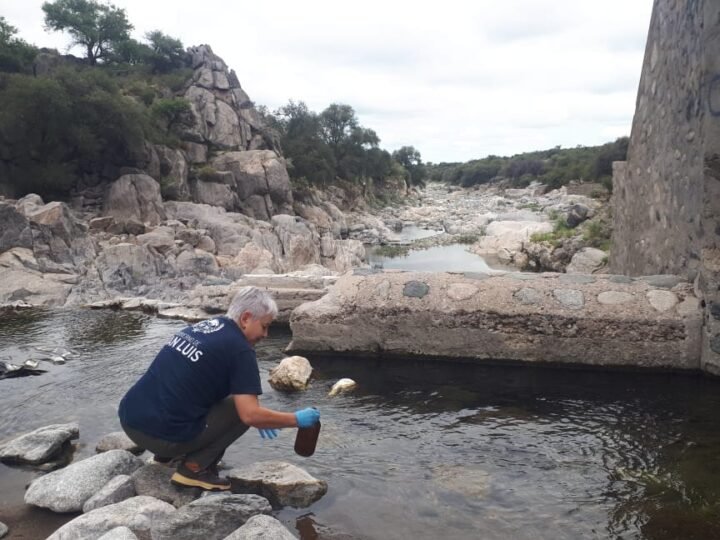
[295,407,320,428]
[257,428,279,440]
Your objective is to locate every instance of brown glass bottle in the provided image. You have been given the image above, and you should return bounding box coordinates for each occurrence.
[294,421,321,457]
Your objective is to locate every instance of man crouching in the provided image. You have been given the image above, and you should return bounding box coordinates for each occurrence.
[118,286,320,491]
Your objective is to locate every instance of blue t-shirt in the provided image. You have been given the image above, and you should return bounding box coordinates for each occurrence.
[119,317,262,442]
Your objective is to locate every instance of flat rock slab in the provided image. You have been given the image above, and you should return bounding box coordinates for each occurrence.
[25,449,144,513]
[288,271,702,370]
[151,494,272,540]
[227,461,328,508]
[47,496,175,540]
[223,514,297,540]
[0,423,79,465]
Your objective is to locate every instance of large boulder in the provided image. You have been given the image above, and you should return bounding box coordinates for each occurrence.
[47,496,175,540]
[25,449,144,512]
[271,215,321,270]
[0,423,79,465]
[131,463,200,508]
[211,151,293,220]
[150,494,272,540]
[154,145,190,200]
[226,461,327,508]
[95,243,168,291]
[82,475,136,513]
[566,247,607,274]
[103,174,166,226]
[0,248,75,307]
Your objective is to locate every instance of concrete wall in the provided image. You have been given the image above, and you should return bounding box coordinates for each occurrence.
[611,0,720,373]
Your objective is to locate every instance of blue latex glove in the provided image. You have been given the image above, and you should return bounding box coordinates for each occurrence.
[257,428,279,440]
[295,407,320,428]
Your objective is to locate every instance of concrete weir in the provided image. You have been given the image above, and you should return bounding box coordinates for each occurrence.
[287,270,704,371]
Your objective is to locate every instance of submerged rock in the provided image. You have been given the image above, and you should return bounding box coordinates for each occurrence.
[227,461,327,508]
[0,422,78,465]
[150,494,272,540]
[223,514,296,540]
[25,449,144,513]
[47,496,175,540]
[328,378,357,397]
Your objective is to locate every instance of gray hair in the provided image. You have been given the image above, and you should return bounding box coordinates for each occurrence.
[226,286,278,321]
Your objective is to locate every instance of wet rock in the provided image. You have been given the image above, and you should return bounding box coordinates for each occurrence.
[131,463,200,508]
[96,432,143,454]
[268,356,313,392]
[83,475,136,513]
[25,449,144,512]
[223,514,296,540]
[151,494,272,540]
[328,378,357,397]
[227,461,328,508]
[432,465,490,499]
[47,496,175,540]
[565,204,590,227]
[98,526,138,540]
[0,422,79,465]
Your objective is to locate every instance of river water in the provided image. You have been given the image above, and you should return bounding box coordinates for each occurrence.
[1,309,720,539]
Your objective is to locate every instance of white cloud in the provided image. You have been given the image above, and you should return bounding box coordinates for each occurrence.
[3,0,652,162]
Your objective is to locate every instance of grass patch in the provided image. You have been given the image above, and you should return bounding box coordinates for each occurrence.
[454,233,480,244]
[530,217,575,247]
[374,244,410,258]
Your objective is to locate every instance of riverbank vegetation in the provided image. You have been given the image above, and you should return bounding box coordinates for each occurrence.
[428,137,628,192]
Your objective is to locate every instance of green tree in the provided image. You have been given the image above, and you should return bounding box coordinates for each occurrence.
[392,145,427,186]
[145,30,186,73]
[150,97,193,136]
[42,0,133,65]
[0,67,147,197]
[0,17,38,73]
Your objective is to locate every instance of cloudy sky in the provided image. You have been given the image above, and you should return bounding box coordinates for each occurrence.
[4,0,653,163]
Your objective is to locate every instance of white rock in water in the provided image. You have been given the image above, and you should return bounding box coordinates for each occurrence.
[268,356,312,392]
[328,378,357,397]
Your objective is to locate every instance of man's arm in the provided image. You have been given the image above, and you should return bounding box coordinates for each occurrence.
[233,394,298,428]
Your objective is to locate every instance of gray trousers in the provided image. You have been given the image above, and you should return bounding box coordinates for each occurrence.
[121,397,250,469]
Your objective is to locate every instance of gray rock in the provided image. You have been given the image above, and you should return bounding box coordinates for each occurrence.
[0,201,33,252]
[507,273,539,281]
[47,496,175,540]
[96,432,143,454]
[646,290,679,312]
[25,449,144,513]
[0,521,7,539]
[403,281,429,298]
[639,275,684,289]
[97,527,138,540]
[0,423,79,465]
[223,514,296,540]
[565,204,590,227]
[154,145,190,201]
[514,287,543,305]
[150,494,272,540]
[226,461,328,508]
[463,272,491,281]
[103,174,166,226]
[558,274,596,284]
[710,335,720,355]
[553,289,585,310]
[131,463,200,507]
[711,302,720,320]
[566,248,607,274]
[608,275,634,284]
[83,475,136,513]
[597,291,634,305]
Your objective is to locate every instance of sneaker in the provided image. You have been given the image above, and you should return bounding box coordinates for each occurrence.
[171,463,231,491]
